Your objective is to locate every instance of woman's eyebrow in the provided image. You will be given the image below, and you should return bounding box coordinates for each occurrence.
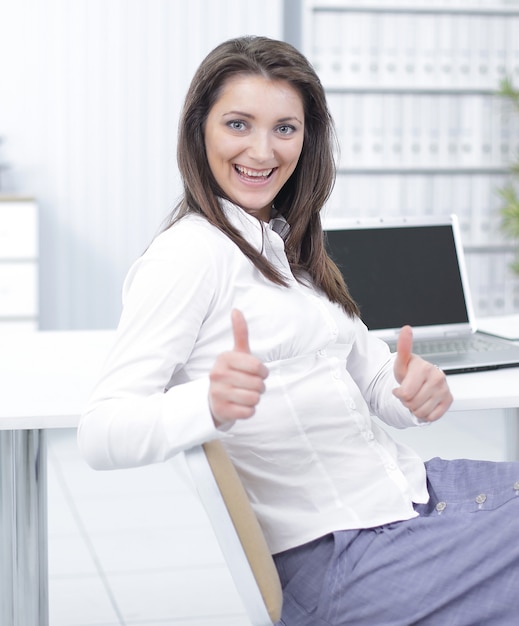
[223,110,254,118]
[223,111,302,124]
[278,116,303,124]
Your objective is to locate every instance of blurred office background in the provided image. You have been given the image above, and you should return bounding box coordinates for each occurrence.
[1,0,519,333]
[0,0,287,330]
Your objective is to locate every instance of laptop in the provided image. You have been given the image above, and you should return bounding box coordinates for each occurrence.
[324,214,519,374]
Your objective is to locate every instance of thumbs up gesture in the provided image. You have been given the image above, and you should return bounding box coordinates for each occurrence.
[392,325,453,422]
[209,309,269,426]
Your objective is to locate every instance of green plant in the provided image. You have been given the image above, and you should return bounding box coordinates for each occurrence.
[498,76,519,274]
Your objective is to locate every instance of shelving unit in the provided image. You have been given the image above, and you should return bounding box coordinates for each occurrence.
[302,0,519,316]
[0,197,39,331]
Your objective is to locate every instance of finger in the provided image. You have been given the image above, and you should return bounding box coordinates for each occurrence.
[398,388,453,423]
[210,362,267,391]
[414,395,453,423]
[393,356,427,403]
[209,391,259,423]
[209,375,265,424]
[223,387,263,409]
[393,360,453,420]
[232,309,250,354]
[394,325,413,383]
[213,401,258,422]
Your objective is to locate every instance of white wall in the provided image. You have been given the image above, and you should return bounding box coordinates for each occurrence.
[0,0,284,329]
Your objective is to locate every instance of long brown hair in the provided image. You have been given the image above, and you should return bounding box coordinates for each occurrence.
[165,36,359,317]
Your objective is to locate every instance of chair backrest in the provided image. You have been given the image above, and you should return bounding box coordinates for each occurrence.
[183,440,283,626]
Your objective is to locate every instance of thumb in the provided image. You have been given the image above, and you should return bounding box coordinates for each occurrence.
[231,309,251,354]
[394,325,413,383]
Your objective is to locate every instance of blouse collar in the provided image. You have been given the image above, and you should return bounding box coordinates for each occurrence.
[219,198,290,247]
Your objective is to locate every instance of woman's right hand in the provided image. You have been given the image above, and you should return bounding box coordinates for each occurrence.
[209,309,269,426]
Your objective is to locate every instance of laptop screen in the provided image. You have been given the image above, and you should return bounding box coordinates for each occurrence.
[325,221,470,332]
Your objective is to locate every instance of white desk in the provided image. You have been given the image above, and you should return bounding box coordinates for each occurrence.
[1,330,518,626]
[0,331,113,626]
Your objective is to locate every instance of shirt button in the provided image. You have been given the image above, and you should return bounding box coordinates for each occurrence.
[475,494,487,505]
[365,431,375,441]
[435,501,447,513]
[513,481,519,492]
[386,463,397,471]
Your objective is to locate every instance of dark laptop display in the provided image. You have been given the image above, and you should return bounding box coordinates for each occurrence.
[324,215,519,374]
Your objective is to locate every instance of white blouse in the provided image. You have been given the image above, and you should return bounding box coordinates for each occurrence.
[78,200,429,554]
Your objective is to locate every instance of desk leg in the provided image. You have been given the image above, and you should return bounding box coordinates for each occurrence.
[0,429,48,626]
[505,408,519,462]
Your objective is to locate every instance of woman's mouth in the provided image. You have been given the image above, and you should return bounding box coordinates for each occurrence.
[234,164,275,181]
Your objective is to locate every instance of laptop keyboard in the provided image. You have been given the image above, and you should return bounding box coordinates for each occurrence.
[411,335,512,357]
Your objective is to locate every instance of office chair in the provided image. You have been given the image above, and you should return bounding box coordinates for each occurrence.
[184,440,283,626]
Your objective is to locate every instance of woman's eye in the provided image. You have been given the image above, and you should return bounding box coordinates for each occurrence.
[277,124,295,135]
[228,120,246,131]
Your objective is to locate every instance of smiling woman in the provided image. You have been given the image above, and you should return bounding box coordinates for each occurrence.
[78,35,519,626]
[204,75,305,222]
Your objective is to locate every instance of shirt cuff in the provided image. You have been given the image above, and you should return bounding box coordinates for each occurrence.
[161,377,231,453]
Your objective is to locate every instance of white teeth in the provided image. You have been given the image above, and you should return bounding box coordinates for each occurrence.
[235,165,273,178]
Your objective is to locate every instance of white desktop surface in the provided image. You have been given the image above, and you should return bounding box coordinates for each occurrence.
[448,367,519,412]
[0,328,518,427]
[0,330,113,428]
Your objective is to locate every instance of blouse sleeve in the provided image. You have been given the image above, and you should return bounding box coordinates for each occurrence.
[77,225,224,470]
[347,317,427,429]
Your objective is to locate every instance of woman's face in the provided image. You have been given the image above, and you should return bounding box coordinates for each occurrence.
[204,74,305,222]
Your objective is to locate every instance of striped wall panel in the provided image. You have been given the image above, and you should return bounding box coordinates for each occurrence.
[0,0,283,328]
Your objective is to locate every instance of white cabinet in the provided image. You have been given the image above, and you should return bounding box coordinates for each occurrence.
[0,197,38,331]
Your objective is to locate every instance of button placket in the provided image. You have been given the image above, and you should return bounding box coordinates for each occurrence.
[365,430,375,442]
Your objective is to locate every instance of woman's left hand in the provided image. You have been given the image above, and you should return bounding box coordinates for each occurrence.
[392,325,453,422]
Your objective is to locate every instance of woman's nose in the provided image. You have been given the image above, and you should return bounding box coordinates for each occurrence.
[248,132,274,162]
